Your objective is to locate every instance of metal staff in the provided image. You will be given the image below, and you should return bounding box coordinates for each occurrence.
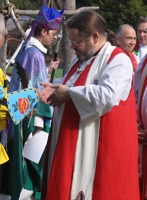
[50,23,62,83]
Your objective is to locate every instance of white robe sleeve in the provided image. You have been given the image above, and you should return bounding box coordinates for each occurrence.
[134,55,146,103]
[68,53,133,120]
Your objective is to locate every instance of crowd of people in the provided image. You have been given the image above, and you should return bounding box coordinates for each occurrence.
[0,1,147,199]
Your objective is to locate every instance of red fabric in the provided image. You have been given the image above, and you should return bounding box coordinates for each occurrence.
[45,59,94,199]
[134,42,139,51]
[107,47,125,63]
[92,87,139,200]
[91,47,139,199]
[129,52,138,71]
[108,46,138,71]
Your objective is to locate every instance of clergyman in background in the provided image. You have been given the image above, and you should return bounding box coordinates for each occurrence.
[116,24,138,72]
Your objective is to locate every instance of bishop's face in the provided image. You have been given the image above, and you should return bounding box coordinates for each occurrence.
[41,28,57,46]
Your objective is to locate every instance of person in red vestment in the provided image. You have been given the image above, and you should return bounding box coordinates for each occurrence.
[116,24,138,71]
[39,10,140,200]
[134,54,147,200]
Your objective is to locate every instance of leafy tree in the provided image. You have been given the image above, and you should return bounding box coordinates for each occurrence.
[19,0,42,9]
[76,0,147,32]
[0,0,42,9]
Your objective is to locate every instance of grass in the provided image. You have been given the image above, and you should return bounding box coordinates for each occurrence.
[6,65,63,79]
[6,65,13,74]
[53,68,63,78]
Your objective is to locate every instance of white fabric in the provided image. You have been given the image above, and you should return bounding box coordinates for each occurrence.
[34,115,43,128]
[69,42,133,120]
[136,45,147,63]
[70,117,100,199]
[19,189,34,200]
[27,37,47,54]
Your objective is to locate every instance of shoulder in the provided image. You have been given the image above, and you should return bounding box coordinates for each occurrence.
[108,47,128,64]
[20,44,43,60]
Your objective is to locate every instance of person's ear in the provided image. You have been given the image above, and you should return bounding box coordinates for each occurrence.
[92,32,99,44]
[41,28,47,37]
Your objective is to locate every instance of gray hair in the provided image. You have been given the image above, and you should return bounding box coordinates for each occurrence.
[116,24,135,37]
[0,13,5,39]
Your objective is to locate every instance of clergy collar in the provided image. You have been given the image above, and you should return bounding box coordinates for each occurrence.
[93,43,106,57]
[27,36,48,54]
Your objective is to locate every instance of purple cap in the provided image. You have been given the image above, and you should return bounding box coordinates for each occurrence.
[26,5,64,40]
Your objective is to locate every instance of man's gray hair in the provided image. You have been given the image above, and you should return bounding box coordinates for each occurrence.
[116,24,135,37]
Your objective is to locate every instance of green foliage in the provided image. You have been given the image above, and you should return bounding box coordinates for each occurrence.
[0,0,145,31]
[19,1,42,10]
[0,0,42,9]
[76,0,147,32]
[6,65,63,79]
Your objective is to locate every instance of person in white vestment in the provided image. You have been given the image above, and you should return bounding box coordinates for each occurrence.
[39,10,140,200]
